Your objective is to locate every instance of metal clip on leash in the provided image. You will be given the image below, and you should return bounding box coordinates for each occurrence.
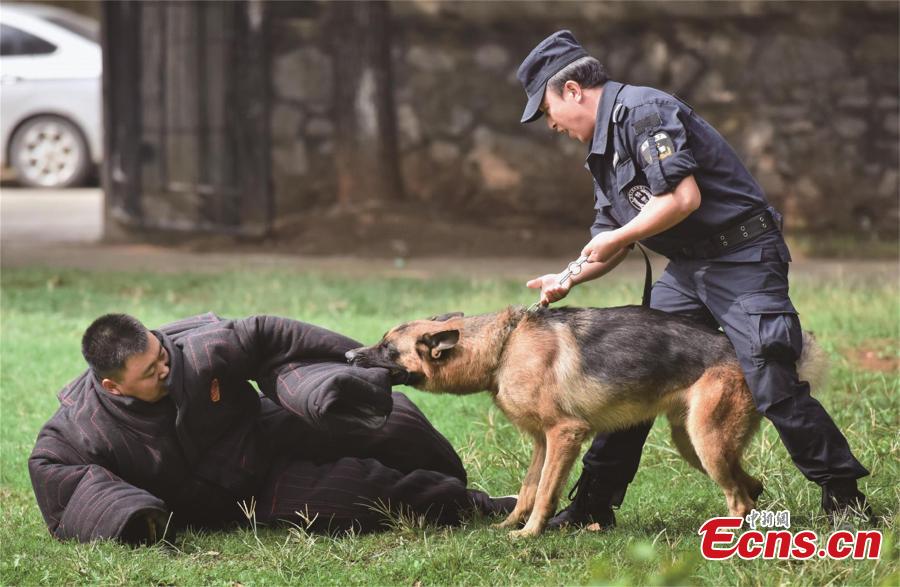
[527,255,589,312]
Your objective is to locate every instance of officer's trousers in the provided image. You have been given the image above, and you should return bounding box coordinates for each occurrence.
[580,254,869,507]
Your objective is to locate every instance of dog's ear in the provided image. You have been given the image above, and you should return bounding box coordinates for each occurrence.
[419,329,459,360]
[428,312,464,322]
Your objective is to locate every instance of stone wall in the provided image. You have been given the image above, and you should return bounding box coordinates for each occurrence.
[269,1,899,238]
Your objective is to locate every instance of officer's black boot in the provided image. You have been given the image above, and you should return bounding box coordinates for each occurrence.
[822,479,876,528]
[546,471,617,531]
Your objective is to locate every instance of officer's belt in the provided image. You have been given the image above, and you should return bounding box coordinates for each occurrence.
[678,210,777,259]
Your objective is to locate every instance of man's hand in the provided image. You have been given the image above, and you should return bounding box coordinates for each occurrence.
[526,273,571,306]
[581,230,625,263]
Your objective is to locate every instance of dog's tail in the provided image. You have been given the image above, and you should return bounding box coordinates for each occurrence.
[798,331,829,392]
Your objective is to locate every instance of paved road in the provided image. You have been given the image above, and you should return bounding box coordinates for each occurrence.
[0,186,895,285]
[1,187,103,243]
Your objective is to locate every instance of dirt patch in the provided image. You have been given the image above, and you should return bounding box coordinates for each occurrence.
[848,340,898,373]
[185,204,592,258]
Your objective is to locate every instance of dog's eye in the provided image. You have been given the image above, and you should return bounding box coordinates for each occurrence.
[381,342,400,360]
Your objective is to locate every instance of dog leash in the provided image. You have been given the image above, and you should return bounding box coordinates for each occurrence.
[636,243,652,308]
[527,245,653,311]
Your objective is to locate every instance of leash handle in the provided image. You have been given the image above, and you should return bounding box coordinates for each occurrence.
[528,248,651,312]
[527,254,588,312]
[557,248,652,306]
[558,255,589,287]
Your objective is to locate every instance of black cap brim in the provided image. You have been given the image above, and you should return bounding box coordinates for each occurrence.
[520,87,545,124]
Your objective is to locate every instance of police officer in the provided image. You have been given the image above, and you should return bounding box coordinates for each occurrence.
[517,30,873,530]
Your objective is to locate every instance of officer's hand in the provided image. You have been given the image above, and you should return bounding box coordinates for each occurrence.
[526,274,571,307]
[582,231,624,263]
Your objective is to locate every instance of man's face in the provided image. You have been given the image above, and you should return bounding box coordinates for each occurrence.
[540,81,595,143]
[101,330,170,403]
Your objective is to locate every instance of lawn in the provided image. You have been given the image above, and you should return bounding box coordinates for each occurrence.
[1,266,897,585]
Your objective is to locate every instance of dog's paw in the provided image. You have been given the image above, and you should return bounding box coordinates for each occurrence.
[493,517,521,529]
[508,527,541,539]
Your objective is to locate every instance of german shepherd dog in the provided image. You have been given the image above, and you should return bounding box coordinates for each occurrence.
[346,305,826,538]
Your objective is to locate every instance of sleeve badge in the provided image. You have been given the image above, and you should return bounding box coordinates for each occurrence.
[639,132,675,166]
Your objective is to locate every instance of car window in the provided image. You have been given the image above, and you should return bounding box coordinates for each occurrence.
[0,24,57,56]
[42,16,99,43]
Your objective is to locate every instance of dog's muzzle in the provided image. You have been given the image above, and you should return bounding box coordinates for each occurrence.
[346,348,416,385]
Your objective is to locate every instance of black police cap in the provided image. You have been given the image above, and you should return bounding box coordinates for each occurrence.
[516,30,588,124]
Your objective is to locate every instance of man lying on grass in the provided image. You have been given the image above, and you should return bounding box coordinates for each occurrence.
[29,312,514,545]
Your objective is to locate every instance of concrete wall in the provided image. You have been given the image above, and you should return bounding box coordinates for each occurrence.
[270,0,899,238]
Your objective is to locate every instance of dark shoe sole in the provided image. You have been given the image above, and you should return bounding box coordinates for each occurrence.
[546,510,616,532]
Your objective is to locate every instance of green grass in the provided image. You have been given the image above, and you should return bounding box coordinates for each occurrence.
[1,266,898,586]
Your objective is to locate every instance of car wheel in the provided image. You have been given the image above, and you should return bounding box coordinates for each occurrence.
[9,115,92,188]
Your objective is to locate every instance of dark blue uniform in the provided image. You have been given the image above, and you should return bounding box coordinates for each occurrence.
[580,81,869,507]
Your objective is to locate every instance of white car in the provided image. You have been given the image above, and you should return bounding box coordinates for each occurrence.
[0,3,101,188]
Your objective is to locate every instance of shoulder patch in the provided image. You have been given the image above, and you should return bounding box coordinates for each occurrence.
[632,112,662,135]
[639,131,676,166]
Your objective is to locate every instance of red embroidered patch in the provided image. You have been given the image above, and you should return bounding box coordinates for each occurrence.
[210,378,220,403]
